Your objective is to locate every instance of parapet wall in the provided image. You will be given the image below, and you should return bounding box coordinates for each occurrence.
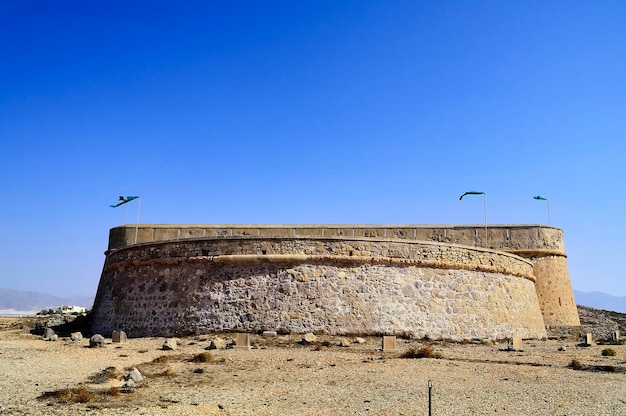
[92,237,546,339]
[108,224,566,254]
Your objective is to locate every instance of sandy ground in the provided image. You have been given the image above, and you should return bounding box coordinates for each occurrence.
[1,321,625,415]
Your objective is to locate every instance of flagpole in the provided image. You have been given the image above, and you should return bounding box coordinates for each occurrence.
[483,193,487,244]
[533,196,550,226]
[135,196,141,244]
[459,191,487,247]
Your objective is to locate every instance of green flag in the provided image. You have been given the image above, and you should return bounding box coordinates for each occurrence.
[110,196,139,208]
[459,191,485,200]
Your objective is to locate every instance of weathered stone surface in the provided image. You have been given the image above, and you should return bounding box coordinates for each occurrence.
[44,328,55,340]
[206,337,227,350]
[355,337,366,344]
[262,331,277,337]
[234,333,251,350]
[162,338,177,350]
[338,338,351,347]
[70,332,83,341]
[21,325,30,335]
[302,333,317,344]
[382,336,397,352]
[91,224,579,340]
[507,337,522,351]
[125,367,143,383]
[112,330,127,343]
[89,334,105,348]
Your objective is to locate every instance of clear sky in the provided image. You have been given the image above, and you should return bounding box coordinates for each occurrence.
[1,1,625,298]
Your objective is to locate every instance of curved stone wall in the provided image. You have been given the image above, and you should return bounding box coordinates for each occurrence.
[92,237,547,339]
[532,255,580,327]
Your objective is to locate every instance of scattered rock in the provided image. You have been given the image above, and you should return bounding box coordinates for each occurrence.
[338,338,351,347]
[70,332,83,341]
[123,379,137,388]
[558,346,567,351]
[206,337,227,350]
[354,337,366,344]
[125,367,143,383]
[301,333,317,344]
[90,334,106,348]
[262,331,277,337]
[163,338,178,350]
[49,334,58,342]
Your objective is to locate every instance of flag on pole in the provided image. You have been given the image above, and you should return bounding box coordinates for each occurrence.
[533,195,547,201]
[459,191,485,200]
[109,196,139,208]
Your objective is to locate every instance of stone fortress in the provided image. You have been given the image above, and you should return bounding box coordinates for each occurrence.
[91,224,581,340]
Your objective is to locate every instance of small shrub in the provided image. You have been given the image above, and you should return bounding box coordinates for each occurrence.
[400,345,442,359]
[40,387,96,404]
[153,355,169,364]
[602,348,616,357]
[159,368,176,378]
[569,359,584,370]
[191,352,214,363]
[107,386,121,397]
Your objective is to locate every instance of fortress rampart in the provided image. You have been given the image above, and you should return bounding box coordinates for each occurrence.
[92,224,580,339]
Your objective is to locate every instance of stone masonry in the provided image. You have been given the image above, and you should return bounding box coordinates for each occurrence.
[91,224,579,339]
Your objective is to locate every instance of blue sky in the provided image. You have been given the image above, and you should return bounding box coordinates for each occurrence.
[1,1,625,298]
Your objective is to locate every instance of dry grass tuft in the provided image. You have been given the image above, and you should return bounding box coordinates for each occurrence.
[152,355,170,364]
[39,386,96,404]
[158,368,176,378]
[399,345,442,359]
[107,386,121,397]
[191,352,214,363]
[601,348,616,357]
[569,359,584,370]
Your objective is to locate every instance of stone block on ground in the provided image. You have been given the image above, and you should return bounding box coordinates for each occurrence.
[112,330,127,343]
[70,332,83,341]
[382,336,397,352]
[21,325,30,335]
[234,333,251,350]
[508,337,522,351]
[262,331,277,337]
[338,338,351,347]
[44,328,55,340]
[301,333,317,344]
[206,337,227,350]
[125,367,143,383]
[162,338,178,350]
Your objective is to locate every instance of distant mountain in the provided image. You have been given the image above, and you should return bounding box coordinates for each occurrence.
[0,288,94,314]
[574,290,626,314]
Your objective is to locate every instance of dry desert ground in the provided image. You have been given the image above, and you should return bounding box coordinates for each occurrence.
[0,317,625,416]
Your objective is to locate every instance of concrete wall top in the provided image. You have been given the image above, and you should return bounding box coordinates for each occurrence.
[107,224,566,256]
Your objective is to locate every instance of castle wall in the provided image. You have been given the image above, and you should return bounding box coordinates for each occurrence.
[531,255,580,327]
[104,224,579,330]
[92,237,546,339]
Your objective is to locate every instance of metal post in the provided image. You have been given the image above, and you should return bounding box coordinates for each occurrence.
[483,193,487,246]
[428,379,433,416]
[134,196,141,244]
[547,198,551,226]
